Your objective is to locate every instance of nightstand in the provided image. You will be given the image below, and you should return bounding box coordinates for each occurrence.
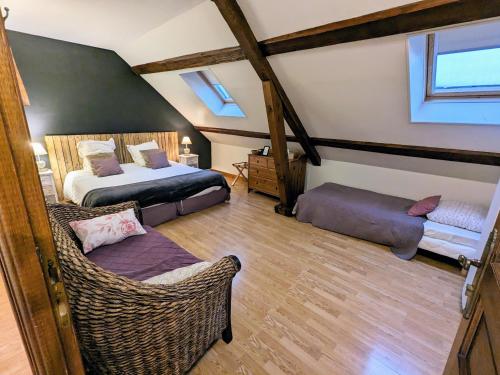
[39,169,58,204]
[179,154,199,168]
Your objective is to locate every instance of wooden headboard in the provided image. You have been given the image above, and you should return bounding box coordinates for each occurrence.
[45,132,179,200]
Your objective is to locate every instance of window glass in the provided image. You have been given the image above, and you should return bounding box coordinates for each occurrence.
[435,47,500,91]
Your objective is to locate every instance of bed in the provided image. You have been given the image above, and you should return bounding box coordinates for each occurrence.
[46,132,230,226]
[295,182,483,260]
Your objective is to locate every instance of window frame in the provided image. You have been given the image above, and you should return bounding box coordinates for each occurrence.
[198,71,235,104]
[425,33,500,100]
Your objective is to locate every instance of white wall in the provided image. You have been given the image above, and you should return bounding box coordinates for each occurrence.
[306,159,496,206]
[211,140,497,207]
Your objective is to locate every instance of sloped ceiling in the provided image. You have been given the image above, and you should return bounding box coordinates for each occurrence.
[3,0,204,50]
[117,0,500,153]
[5,0,500,155]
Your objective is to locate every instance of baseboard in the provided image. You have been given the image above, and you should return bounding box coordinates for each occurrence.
[211,169,237,179]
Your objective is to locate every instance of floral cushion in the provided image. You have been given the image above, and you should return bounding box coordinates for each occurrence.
[69,208,146,254]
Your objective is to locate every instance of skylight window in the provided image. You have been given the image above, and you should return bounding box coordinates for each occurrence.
[426,33,500,98]
[180,70,245,117]
[407,20,500,125]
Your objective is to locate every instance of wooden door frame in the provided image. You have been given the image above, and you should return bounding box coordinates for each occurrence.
[0,14,84,374]
[444,212,500,374]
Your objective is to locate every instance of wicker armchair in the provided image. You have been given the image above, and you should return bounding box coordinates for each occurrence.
[48,202,241,374]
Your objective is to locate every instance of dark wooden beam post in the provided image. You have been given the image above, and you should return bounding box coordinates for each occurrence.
[211,0,321,166]
[263,80,293,215]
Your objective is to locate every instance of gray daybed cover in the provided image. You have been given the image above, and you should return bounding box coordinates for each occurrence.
[82,170,230,208]
[295,183,425,260]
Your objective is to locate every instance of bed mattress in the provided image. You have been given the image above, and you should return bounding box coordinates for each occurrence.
[418,220,480,259]
[63,162,222,205]
[423,220,480,248]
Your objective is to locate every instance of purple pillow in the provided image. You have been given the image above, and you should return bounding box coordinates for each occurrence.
[87,153,123,177]
[408,195,441,217]
[140,149,170,169]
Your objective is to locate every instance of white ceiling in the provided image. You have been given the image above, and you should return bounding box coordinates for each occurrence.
[2,0,204,49]
[4,0,500,157]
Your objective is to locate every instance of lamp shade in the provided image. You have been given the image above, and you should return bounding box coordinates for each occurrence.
[31,142,47,156]
[181,136,192,145]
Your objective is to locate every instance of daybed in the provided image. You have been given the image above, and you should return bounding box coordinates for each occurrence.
[48,201,241,375]
[295,183,484,260]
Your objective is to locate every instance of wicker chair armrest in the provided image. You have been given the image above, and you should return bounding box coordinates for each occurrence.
[133,255,241,301]
[48,201,141,221]
[61,252,240,303]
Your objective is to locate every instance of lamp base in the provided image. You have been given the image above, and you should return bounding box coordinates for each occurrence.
[36,159,47,171]
[183,147,190,154]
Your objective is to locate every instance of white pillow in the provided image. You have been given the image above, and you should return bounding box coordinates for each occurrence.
[143,262,213,285]
[69,208,146,254]
[77,138,116,172]
[427,200,488,233]
[126,141,159,166]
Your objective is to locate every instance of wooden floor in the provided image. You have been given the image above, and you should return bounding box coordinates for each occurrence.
[0,177,464,375]
[157,178,464,375]
[0,276,31,375]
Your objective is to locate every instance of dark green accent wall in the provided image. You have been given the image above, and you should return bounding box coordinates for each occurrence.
[8,31,211,169]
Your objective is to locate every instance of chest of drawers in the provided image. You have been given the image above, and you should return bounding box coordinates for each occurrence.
[247,154,306,199]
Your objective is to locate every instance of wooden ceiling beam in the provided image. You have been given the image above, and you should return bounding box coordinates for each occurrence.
[132,0,500,74]
[211,0,321,166]
[261,0,500,55]
[131,46,245,75]
[195,126,500,166]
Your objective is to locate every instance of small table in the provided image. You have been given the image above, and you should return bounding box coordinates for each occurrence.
[39,169,58,204]
[179,154,199,168]
[231,162,248,186]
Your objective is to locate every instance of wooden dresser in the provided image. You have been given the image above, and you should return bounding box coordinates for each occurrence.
[248,154,306,198]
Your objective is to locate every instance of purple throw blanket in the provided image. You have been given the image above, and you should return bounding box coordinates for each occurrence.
[87,226,201,281]
[295,183,425,260]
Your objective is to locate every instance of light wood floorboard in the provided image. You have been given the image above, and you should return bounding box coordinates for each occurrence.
[0,175,463,375]
[0,276,31,375]
[156,179,463,375]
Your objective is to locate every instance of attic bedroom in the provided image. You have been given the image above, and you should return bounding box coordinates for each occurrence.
[0,1,499,375]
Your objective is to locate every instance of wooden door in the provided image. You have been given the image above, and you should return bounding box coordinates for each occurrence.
[0,13,84,375]
[444,214,500,375]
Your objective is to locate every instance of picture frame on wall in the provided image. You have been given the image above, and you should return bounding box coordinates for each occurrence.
[262,146,270,156]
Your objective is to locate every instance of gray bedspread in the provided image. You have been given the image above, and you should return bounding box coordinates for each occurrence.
[82,170,230,208]
[295,183,425,260]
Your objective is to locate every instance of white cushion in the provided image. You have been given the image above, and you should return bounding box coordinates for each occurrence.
[427,200,488,233]
[126,141,159,166]
[69,208,146,254]
[143,262,213,285]
[77,138,116,172]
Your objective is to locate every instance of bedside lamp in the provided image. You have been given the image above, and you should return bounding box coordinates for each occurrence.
[31,142,48,171]
[181,136,192,154]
